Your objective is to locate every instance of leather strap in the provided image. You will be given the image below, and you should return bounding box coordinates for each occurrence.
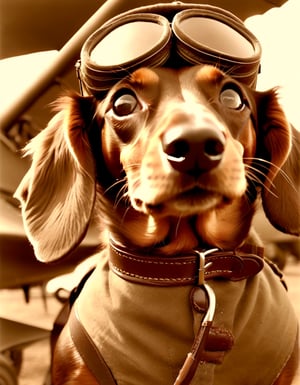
[68,243,264,385]
[69,291,233,385]
[175,285,233,385]
[69,306,117,385]
[109,241,264,286]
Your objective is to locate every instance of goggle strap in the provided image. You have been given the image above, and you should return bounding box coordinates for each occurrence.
[75,60,84,96]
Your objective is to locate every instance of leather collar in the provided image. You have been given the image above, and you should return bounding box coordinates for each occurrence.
[109,240,264,287]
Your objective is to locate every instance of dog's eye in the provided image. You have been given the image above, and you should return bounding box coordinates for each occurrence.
[220,87,244,110]
[113,92,139,116]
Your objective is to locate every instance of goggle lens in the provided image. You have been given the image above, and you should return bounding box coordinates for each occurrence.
[174,14,254,58]
[90,16,171,68]
[79,5,261,95]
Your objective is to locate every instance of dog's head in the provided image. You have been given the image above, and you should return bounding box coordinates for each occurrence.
[15,64,300,262]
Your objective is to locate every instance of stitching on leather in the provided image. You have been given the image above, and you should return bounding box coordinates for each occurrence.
[113,248,197,266]
[111,264,194,282]
[205,269,232,276]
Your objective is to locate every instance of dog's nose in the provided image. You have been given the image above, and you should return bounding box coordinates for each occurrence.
[162,126,225,175]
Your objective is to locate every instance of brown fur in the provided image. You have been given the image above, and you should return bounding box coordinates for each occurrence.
[15,65,299,384]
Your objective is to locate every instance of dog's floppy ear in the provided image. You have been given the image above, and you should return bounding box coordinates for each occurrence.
[262,124,300,235]
[256,90,300,236]
[14,94,97,262]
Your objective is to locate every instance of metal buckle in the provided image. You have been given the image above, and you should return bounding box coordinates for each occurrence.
[194,248,217,326]
[174,250,217,385]
[75,60,84,96]
[195,248,218,286]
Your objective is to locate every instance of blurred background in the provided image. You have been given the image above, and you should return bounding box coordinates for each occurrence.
[0,1,299,384]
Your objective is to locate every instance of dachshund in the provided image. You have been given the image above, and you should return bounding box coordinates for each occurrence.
[15,65,299,385]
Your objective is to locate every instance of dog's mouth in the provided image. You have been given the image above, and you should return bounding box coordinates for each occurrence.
[134,186,226,216]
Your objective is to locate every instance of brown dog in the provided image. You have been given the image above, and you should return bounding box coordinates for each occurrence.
[15,65,299,384]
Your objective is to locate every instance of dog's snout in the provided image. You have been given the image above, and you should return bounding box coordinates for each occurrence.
[162,126,225,175]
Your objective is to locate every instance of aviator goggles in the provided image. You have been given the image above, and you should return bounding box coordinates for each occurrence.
[78,3,261,96]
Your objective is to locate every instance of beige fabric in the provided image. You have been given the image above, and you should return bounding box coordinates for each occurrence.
[77,251,298,385]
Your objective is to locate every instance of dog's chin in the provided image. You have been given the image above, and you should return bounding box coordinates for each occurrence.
[133,188,226,217]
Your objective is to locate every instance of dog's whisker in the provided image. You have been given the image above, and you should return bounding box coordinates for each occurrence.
[223,64,240,78]
[244,157,275,172]
[113,184,130,209]
[245,168,265,186]
[102,176,131,209]
[245,164,277,197]
[245,157,296,191]
[246,171,278,199]
[255,159,296,191]
[206,95,216,107]
[244,163,269,183]
[120,205,132,225]
[174,216,183,239]
[103,176,127,196]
